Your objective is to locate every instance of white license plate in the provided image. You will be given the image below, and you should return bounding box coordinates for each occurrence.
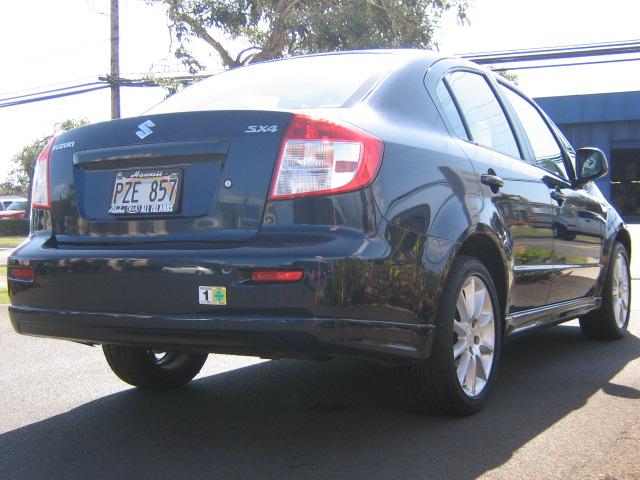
[109,168,182,215]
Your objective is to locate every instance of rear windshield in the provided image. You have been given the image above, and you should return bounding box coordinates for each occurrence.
[7,201,27,210]
[147,53,395,114]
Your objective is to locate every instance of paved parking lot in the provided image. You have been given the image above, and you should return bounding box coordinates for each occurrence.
[1,230,639,479]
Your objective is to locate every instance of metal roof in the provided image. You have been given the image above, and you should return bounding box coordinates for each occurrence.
[535,91,640,124]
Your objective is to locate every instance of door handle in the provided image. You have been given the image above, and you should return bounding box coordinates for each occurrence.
[550,190,566,205]
[480,174,504,193]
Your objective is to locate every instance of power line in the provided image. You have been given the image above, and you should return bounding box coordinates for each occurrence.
[0,85,110,109]
[461,39,640,64]
[0,75,208,109]
[492,56,640,72]
[460,38,640,58]
[0,76,100,97]
[2,39,640,109]
[0,82,106,103]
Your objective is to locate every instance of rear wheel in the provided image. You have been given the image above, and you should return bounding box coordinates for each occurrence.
[405,256,501,416]
[102,345,208,388]
[580,242,631,339]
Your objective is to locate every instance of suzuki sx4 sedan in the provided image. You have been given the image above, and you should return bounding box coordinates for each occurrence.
[8,51,631,415]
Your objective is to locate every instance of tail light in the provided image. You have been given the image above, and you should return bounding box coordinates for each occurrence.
[269,115,383,200]
[31,135,57,209]
[251,269,304,283]
[8,266,34,282]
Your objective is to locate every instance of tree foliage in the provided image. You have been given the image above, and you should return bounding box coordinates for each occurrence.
[0,119,89,197]
[149,0,470,71]
[495,69,518,85]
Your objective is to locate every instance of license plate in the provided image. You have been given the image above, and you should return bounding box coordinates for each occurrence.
[109,168,182,215]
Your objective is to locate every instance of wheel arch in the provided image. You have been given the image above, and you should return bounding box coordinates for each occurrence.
[453,231,510,321]
[615,227,631,260]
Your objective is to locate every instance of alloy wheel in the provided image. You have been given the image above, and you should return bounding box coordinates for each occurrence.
[611,252,630,328]
[452,275,496,397]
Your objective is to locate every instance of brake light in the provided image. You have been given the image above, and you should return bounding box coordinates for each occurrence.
[269,115,383,200]
[251,269,304,283]
[9,266,34,282]
[32,135,57,209]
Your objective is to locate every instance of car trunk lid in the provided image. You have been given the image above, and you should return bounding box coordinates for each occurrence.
[48,110,292,244]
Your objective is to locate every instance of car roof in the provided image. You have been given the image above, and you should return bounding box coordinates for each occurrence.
[244,48,449,68]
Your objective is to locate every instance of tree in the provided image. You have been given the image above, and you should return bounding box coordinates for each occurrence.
[148,0,470,72]
[0,119,89,197]
[495,69,518,85]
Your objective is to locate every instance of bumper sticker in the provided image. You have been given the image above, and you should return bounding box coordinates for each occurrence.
[199,286,227,305]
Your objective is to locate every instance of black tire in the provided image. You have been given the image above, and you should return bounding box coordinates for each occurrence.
[102,345,208,389]
[405,256,502,416]
[580,242,631,339]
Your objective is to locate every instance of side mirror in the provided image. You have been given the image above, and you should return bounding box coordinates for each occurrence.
[574,147,608,187]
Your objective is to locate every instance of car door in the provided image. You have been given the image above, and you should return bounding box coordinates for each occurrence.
[497,84,606,305]
[432,68,556,313]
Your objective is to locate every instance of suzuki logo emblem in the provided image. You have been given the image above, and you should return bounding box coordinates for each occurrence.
[135,119,155,139]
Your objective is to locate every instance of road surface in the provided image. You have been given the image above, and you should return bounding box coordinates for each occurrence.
[2,224,640,479]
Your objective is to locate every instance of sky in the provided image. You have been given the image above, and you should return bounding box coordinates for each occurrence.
[1,0,639,181]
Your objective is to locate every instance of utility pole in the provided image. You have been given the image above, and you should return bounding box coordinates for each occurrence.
[110,0,120,119]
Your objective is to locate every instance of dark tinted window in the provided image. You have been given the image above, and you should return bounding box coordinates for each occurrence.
[446,71,520,158]
[148,54,397,113]
[500,86,568,180]
[435,81,468,139]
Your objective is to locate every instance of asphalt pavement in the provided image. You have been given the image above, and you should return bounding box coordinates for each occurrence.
[1,305,639,479]
[2,229,640,479]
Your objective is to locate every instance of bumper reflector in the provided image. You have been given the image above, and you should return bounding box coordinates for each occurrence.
[9,266,34,282]
[251,270,304,283]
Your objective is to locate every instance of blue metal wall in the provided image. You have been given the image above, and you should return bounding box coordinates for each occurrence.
[535,91,640,200]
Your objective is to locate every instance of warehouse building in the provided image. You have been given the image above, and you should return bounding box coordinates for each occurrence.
[536,91,640,220]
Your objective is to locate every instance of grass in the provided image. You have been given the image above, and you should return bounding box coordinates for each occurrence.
[0,235,26,248]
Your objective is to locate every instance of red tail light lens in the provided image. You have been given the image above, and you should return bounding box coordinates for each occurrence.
[32,135,57,209]
[251,269,304,283]
[9,266,34,282]
[269,115,383,200]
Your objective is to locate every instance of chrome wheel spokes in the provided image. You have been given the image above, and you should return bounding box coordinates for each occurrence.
[612,252,630,328]
[452,275,495,397]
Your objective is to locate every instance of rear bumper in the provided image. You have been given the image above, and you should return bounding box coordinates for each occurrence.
[6,225,458,363]
[9,305,435,363]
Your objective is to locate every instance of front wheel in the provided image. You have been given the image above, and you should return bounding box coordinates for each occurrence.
[102,345,208,388]
[405,256,502,416]
[580,242,631,339]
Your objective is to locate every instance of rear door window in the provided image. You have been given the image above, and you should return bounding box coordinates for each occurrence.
[434,81,469,140]
[445,71,520,159]
[499,85,569,180]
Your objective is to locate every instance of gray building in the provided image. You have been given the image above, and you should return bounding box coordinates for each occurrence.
[536,91,640,219]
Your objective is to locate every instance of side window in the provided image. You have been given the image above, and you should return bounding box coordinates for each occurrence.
[445,71,520,159]
[500,86,569,180]
[434,80,468,140]
[550,123,577,176]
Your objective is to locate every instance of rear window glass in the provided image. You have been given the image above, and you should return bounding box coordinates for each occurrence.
[8,201,27,210]
[148,54,395,114]
[446,71,520,159]
[435,80,468,140]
